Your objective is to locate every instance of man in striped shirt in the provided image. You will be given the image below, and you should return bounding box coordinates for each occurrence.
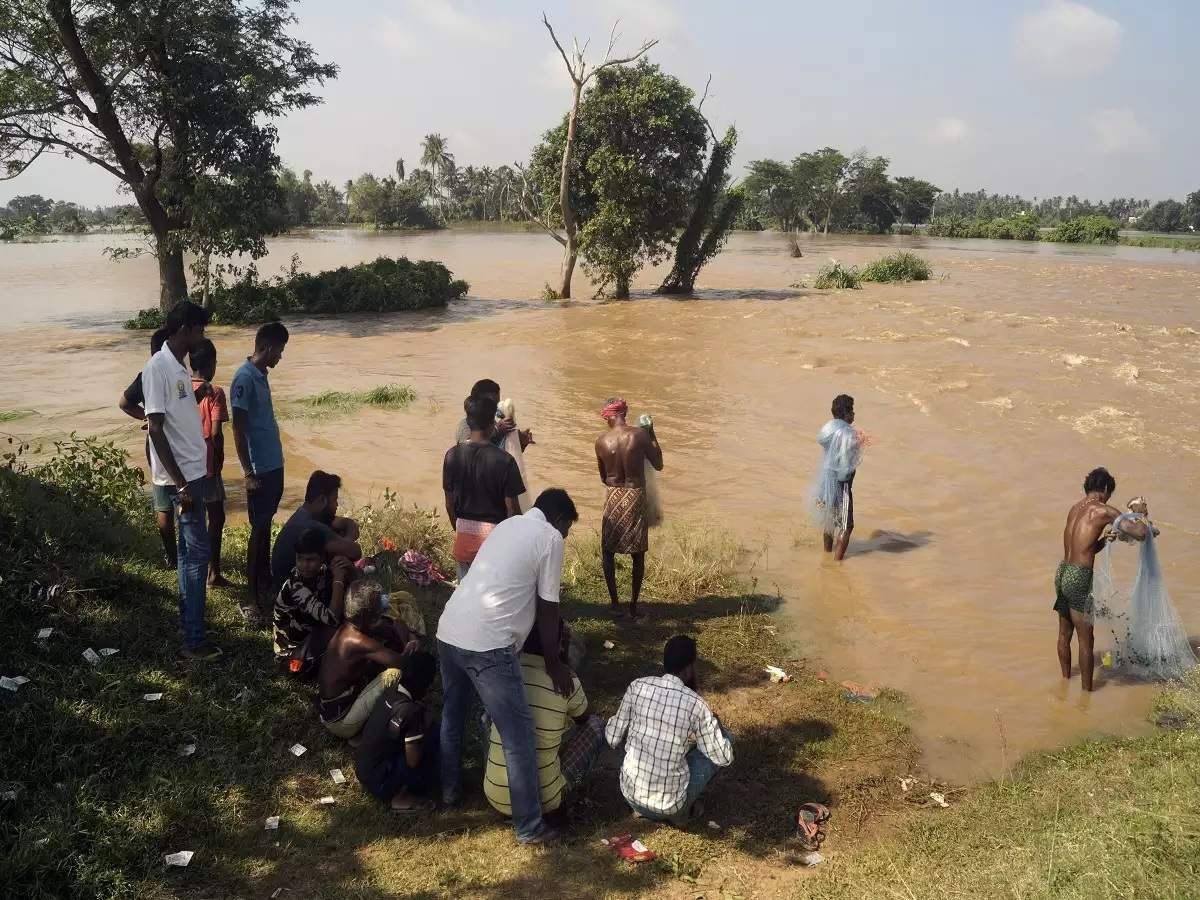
[483,624,604,820]
[605,635,733,823]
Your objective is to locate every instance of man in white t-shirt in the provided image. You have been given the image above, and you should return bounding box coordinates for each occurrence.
[436,488,578,845]
[142,300,221,660]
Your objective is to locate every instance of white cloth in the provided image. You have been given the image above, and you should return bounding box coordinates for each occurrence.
[605,673,733,816]
[436,507,564,653]
[809,418,861,534]
[497,398,531,512]
[141,346,207,487]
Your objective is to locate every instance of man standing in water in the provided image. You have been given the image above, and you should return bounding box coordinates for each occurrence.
[1056,467,1146,692]
[596,398,664,620]
[231,322,289,623]
[812,394,862,562]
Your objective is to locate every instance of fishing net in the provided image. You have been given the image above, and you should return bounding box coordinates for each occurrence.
[809,419,863,536]
[1093,514,1197,681]
[497,398,531,513]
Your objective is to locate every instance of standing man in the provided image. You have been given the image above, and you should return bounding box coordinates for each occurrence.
[189,338,230,587]
[454,378,533,449]
[231,321,289,623]
[1055,468,1146,692]
[595,398,663,620]
[443,393,526,579]
[606,635,733,823]
[141,301,221,660]
[436,488,579,845]
[812,394,862,562]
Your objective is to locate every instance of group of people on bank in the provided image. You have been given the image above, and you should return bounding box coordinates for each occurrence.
[119,300,730,843]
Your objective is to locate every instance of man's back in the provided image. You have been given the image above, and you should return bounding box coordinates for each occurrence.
[1063,499,1119,567]
[443,441,524,524]
[596,425,648,487]
[319,624,373,698]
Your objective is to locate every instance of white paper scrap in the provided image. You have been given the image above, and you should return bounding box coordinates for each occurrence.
[798,851,824,867]
[0,677,20,692]
[264,816,280,831]
[82,648,101,665]
[37,627,52,640]
[100,648,119,657]
[707,820,720,830]
[289,743,306,757]
[164,850,194,867]
[143,692,163,701]
[630,839,649,854]
[329,768,346,784]
[178,744,196,757]
[317,795,336,805]
[603,640,615,650]
[765,665,792,684]
[929,792,949,808]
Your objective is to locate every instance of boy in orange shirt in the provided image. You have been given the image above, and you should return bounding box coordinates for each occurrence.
[190,339,230,587]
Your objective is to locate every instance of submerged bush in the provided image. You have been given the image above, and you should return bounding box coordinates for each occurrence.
[813,261,862,289]
[126,255,469,328]
[1044,215,1119,244]
[859,251,933,283]
[927,214,1038,240]
[281,383,417,420]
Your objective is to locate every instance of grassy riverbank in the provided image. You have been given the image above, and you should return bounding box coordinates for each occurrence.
[3,438,1197,898]
[277,383,417,421]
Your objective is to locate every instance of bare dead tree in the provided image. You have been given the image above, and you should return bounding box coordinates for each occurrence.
[540,13,657,299]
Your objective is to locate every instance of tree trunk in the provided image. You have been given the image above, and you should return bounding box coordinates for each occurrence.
[557,81,583,299]
[615,273,630,299]
[157,240,188,310]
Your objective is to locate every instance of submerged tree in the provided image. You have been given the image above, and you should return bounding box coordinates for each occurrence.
[658,125,743,295]
[534,14,657,299]
[0,0,337,309]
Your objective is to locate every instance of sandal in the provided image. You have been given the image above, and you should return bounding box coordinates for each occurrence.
[237,604,263,626]
[796,802,831,851]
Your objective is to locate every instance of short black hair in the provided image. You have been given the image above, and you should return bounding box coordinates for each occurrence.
[150,327,170,356]
[399,650,438,700]
[1084,467,1116,495]
[189,338,217,373]
[295,527,328,557]
[534,488,579,525]
[663,635,697,675]
[470,378,500,398]
[465,393,498,432]
[305,470,341,503]
[163,300,211,336]
[831,394,855,421]
[255,321,289,350]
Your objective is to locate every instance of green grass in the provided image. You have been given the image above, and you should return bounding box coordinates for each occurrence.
[859,251,933,283]
[1120,234,1200,251]
[813,261,862,290]
[278,383,417,421]
[0,408,34,422]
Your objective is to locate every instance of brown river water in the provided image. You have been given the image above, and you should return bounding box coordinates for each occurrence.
[2,228,1199,783]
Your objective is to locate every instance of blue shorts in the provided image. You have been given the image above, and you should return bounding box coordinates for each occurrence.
[151,483,175,514]
[247,467,284,527]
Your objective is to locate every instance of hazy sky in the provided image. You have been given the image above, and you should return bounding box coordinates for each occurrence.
[4,0,1195,206]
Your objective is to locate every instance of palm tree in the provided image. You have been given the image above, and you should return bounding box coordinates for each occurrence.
[420,134,455,213]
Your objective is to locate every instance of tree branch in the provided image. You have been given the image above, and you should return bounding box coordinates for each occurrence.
[586,37,657,82]
[541,13,579,83]
[514,162,567,246]
[696,73,718,142]
[0,142,47,180]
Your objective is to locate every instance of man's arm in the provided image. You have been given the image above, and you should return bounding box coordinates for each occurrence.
[642,428,664,472]
[694,702,734,767]
[118,391,144,421]
[596,441,609,483]
[325,535,363,562]
[328,556,353,619]
[535,597,572,697]
[604,688,632,749]
[505,496,522,518]
[230,407,258,488]
[444,489,456,528]
[358,633,412,670]
[146,413,187,489]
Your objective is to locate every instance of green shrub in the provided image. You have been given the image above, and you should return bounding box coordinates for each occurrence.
[123,306,165,330]
[927,214,1038,240]
[124,256,470,329]
[984,215,1039,241]
[1119,234,1200,251]
[281,383,417,420]
[859,251,933,283]
[1044,214,1119,244]
[813,261,861,289]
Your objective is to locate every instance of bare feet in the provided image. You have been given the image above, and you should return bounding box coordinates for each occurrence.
[208,573,231,588]
[390,789,429,812]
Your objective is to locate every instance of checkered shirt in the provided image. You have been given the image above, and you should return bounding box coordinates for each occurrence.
[604,674,733,816]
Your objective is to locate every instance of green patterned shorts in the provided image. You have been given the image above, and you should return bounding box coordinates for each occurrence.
[1054,561,1093,617]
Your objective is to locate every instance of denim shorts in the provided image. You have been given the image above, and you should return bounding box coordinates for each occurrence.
[247,467,284,526]
[151,483,175,513]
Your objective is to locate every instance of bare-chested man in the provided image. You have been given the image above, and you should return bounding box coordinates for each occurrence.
[595,398,664,620]
[1056,467,1147,691]
[318,580,420,740]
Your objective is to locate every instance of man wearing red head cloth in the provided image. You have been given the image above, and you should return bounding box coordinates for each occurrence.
[595,398,664,620]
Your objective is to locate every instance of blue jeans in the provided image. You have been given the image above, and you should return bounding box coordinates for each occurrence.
[627,729,731,820]
[438,640,545,841]
[174,479,210,648]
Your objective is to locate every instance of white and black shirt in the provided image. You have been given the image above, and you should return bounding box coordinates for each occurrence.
[605,673,733,816]
[141,346,207,486]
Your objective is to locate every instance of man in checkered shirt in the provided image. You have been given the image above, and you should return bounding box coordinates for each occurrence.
[605,635,733,822]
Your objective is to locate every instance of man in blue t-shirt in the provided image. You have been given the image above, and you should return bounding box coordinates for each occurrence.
[231,321,289,622]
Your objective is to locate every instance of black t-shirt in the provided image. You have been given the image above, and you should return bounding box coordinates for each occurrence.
[442,441,524,524]
[355,685,426,788]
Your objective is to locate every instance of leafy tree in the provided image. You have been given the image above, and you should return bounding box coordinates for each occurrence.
[658,126,743,294]
[742,160,806,232]
[527,60,708,299]
[419,133,454,214]
[0,0,336,309]
[843,154,896,233]
[277,168,320,228]
[792,148,851,235]
[1136,199,1186,233]
[893,177,940,231]
[311,180,345,225]
[1186,190,1200,232]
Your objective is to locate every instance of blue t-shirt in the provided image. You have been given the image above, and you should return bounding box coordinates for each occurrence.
[230,359,283,474]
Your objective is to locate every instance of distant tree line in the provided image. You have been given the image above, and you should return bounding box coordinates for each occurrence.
[0,194,141,237]
[931,189,1200,232]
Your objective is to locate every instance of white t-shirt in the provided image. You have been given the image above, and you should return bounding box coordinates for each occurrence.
[437,508,564,652]
[141,346,207,487]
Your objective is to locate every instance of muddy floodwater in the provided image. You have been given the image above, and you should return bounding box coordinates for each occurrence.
[3,228,1199,782]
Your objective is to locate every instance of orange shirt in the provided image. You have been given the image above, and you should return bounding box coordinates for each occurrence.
[191,377,229,477]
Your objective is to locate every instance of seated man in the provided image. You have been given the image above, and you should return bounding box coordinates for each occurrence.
[605,635,733,824]
[270,470,362,595]
[355,650,440,811]
[318,580,418,740]
[272,528,352,677]
[483,623,605,821]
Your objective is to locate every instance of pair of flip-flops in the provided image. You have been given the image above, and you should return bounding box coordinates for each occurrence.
[795,802,830,851]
